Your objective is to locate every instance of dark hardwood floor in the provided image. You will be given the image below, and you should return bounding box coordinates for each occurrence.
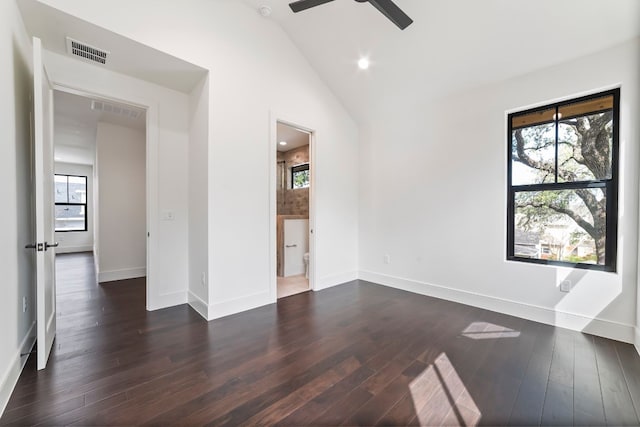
[3,252,640,426]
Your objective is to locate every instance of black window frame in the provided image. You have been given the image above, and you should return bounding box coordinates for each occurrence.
[55,174,88,233]
[291,163,310,189]
[507,88,620,272]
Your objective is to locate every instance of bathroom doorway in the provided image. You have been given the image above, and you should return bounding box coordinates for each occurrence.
[275,122,312,298]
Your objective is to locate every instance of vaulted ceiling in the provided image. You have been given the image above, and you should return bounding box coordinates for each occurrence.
[242,0,640,123]
[19,0,640,127]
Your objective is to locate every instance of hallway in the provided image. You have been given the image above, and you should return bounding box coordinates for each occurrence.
[1,253,202,424]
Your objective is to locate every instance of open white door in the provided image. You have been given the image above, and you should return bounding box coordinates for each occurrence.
[31,36,57,370]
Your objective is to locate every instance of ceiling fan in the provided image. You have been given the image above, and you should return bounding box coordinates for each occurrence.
[289,0,413,30]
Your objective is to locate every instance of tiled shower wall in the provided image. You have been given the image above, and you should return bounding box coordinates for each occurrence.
[277,145,309,216]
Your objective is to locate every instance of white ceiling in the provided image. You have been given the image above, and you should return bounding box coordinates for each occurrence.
[54,90,146,165]
[244,0,640,123]
[277,122,310,152]
[19,0,640,126]
[18,0,207,93]
[55,90,146,133]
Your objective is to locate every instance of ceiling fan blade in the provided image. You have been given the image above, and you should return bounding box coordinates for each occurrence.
[368,0,413,30]
[289,0,336,13]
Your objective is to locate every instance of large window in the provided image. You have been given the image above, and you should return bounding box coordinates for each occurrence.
[507,89,619,271]
[55,174,88,232]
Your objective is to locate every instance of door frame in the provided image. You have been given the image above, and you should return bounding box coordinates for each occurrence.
[50,83,158,310]
[269,113,317,301]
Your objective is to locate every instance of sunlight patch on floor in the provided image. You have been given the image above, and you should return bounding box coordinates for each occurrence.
[461,321,520,340]
[409,353,480,426]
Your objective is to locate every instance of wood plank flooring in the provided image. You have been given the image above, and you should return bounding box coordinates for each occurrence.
[3,252,640,426]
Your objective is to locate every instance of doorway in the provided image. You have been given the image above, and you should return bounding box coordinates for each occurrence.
[275,121,313,299]
[52,89,148,301]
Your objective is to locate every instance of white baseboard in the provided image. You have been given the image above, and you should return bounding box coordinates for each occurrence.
[208,291,272,321]
[0,321,36,417]
[316,270,358,291]
[94,259,100,283]
[635,327,640,356]
[188,290,209,320]
[147,290,187,312]
[359,270,635,344]
[98,267,146,283]
[184,272,358,322]
[187,290,273,321]
[56,245,93,254]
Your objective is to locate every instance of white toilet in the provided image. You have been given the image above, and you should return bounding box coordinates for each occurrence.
[303,252,310,279]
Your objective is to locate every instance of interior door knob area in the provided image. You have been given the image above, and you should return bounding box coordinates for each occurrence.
[44,242,59,250]
[25,243,44,251]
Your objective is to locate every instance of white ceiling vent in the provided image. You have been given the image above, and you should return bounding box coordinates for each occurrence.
[91,100,142,120]
[66,37,109,65]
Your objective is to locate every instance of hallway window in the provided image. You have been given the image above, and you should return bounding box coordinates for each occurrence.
[292,163,310,189]
[55,174,88,232]
[507,88,619,271]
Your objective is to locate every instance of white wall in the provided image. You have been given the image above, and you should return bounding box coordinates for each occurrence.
[54,144,94,166]
[44,51,191,310]
[53,117,95,166]
[0,0,35,416]
[187,75,209,317]
[359,38,640,343]
[95,122,146,282]
[21,2,639,342]
[54,162,94,253]
[39,0,361,319]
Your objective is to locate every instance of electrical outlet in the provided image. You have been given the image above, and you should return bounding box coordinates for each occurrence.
[22,296,27,313]
[201,272,206,287]
[560,280,572,293]
[384,254,391,264]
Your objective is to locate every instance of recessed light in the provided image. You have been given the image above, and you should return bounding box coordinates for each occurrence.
[279,141,287,146]
[358,57,370,70]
